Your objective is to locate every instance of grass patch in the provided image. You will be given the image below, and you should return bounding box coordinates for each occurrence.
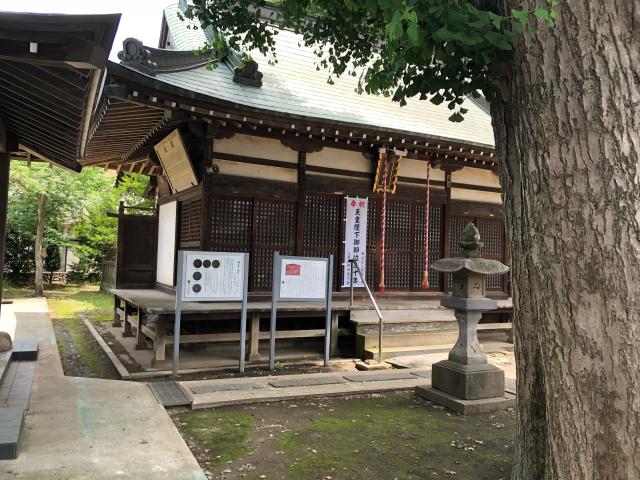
[179,393,515,480]
[172,410,255,468]
[273,395,513,480]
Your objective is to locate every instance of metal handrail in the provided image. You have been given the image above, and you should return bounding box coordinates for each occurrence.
[348,259,384,363]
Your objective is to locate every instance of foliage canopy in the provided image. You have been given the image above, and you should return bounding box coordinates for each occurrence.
[7,162,149,281]
[187,0,556,121]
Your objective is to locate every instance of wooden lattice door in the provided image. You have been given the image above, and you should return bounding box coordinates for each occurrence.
[303,193,342,289]
[413,202,444,290]
[251,198,296,290]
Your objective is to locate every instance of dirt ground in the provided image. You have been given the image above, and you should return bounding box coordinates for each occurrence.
[171,391,515,480]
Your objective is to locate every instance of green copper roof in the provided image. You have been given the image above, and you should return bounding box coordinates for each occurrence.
[160,3,495,147]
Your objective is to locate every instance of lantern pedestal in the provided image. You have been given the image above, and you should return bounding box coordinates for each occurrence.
[415,222,515,414]
[416,383,515,414]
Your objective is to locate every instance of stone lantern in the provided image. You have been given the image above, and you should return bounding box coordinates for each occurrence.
[416,223,514,413]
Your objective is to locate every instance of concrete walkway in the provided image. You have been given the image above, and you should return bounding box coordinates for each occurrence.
[0,298,205,480]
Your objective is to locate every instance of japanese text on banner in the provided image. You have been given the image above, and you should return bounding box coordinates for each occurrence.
[343,197,368,287]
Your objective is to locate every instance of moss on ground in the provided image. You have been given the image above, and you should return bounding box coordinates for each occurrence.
[175,393,515,480]
[270,395,513,480]
[172,410,255,468]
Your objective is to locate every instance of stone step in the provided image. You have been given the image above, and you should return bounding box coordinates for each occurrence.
[365,341,515,361]
[359,331,459,350]
[350,309,455,325]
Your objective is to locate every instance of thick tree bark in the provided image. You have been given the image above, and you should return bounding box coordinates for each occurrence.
[491,1,640,478]
[34,193,45,297]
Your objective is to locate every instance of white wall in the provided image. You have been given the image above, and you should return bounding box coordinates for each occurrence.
[213,134,297,162]
[307,147,372,173]
[156,201,177,286]
[213,134,298,182]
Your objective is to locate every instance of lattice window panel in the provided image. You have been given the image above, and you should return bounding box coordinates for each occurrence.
[303,193,342,288]
[383,200,413,288]
[385,201,413,250]
[179,198,201,247]
[477,217,506,290]
[365,198,379,287]
[252,199,296,290]
[413,203,443,290]
[210,197,253,249]
[384,251,412,288]
[304,194,341,249]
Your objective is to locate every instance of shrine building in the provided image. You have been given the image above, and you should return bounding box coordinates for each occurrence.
[79,3,511,364]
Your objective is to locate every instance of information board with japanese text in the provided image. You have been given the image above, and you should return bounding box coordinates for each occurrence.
[180,251,246,301]
[279,257,328,301]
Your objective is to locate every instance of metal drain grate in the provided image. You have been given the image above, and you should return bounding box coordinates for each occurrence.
[148,381,191,407]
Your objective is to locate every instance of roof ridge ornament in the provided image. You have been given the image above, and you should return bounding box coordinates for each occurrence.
[118,38,157,76]
[225,49,263,87]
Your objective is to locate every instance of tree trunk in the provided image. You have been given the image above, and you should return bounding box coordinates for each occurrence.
[490,1,640,478]
[34,193,45,297]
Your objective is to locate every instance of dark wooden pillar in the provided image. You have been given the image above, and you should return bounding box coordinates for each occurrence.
[295,151,306,256]
[200,138,214,251]
[0,118,16,314]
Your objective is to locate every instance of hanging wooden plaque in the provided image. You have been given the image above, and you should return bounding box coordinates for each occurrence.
[154,129,197,193]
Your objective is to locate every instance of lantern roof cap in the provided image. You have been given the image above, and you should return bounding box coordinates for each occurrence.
[431,257,509,275]
[431,223,509,275]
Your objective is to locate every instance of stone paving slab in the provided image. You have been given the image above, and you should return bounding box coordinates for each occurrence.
[181,369,433,409]
[190,382,268,394]
[343,372,418,382]
[269,376,346,388]
[411,371,433,378]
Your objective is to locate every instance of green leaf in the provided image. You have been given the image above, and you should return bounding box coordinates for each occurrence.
[407,22,421,46]
[488,12,502,29]
[449,112,464,122]
[534,7,550,20]
[386,10,404,41]
[511,9,529,25]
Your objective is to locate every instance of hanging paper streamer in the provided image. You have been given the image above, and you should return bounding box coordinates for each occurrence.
[421,154,433,288]
[379,148,388,293]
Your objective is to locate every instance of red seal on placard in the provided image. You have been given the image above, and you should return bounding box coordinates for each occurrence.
[285,263,301,276]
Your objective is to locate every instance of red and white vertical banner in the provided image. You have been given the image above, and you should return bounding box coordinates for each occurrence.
[343,197,368,287]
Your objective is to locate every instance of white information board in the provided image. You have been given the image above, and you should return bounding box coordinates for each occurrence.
[173,250,250,375]
[181,251,246,301]
[279,258,328,301]
[342,197,368,287]
[156,201,177,286]
[270,253,333,370]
